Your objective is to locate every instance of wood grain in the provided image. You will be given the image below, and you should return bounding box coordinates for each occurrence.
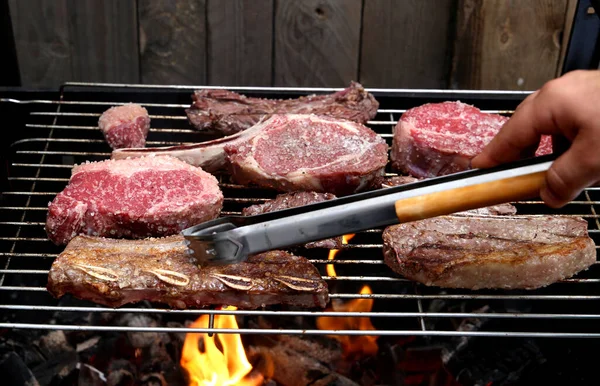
[360,0,456,88]
[8,0,72,87]
[451,0,568,90]
[273,0,362,87]
[66,0,139,83]
[556,0,579,76]
[207,0,274,86]
[138,0,207,85]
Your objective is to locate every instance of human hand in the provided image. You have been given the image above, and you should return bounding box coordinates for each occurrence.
[471,70,600,208]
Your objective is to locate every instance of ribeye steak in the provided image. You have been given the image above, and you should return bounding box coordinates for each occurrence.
[185,81,379,135]
[47,235,329,309]
[242,191,342,249]
[224,114,389,195]
[383,215,596,290]
[46,156,223,245]
[390,101,553,178]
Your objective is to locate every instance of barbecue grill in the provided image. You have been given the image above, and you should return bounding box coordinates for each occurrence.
[2,3,600,383]
[2,81,600,340]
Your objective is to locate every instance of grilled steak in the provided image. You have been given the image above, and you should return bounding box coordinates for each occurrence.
[243,191,342,249]
[380,175,517,216]
[185,81,379,135]
[98,103,150,149]
[224,114,388,195]
[46,156,223,245]
[390,101,553,178]
[47,235,329,309]
[382,215,596,290]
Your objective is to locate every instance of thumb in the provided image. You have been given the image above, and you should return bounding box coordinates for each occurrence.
[541,137,600,208]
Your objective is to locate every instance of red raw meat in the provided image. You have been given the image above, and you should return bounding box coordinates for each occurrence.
[224,114,389,195]
[45,156,223,245]
[98,103,150,149]
[390,101,552,178]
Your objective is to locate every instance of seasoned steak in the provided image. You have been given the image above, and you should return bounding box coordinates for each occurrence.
[98,103,150,149]
[224,114,389,195]
[46,156,223,245]
[380,175,517,216]
[47,235,329,309]
[243,191,342,249]
[390,101,553,178]
[382,215,596,290]
[185,81,379,135]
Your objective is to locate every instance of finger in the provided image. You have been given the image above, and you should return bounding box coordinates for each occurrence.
[540,136,600,208]
[471,98,556,169]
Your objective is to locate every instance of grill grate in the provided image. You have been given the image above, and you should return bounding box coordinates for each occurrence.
[1,83,600,338]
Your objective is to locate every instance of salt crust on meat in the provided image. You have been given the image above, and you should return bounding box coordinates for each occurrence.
[391,101,553,178]
[383,215,596,290]
[224,114,389,195]
[98,103,150,149]
[45,156,223,245]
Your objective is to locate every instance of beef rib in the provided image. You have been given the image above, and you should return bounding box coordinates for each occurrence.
[185,81,379,135]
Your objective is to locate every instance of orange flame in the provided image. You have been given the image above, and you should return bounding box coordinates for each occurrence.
[326,234,355,277]
[317,285,378,359]
[180,306,262,386]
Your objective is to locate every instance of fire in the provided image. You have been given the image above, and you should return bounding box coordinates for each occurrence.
[320,233,378,360]
[180,306,262,386]
[317,285,378,359]
[326,233,355,277]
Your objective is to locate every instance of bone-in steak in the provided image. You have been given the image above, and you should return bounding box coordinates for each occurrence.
[185,81,379,135]
[242,191,342,249]
[45,156,223,245]
[47,235,329,309]
[224,114,389,195]
[382,215,596,290]
[390,101,553,178]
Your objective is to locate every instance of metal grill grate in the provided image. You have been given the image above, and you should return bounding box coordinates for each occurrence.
[1,83,600,338]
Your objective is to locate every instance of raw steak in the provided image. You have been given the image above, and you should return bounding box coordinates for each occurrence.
[382,215,596,290]
[380,175,517,216]
[98,103,150,149]
[242,191,342,249]
[390,101,553,178]
[185,81,379,135]
[47,235,329,309]
[224,114,389,195]
[45,156,223,245]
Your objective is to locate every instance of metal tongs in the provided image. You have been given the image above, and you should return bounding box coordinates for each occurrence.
[183,154,557,265]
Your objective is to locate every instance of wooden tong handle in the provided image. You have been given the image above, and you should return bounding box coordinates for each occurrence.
[395,171,547,223]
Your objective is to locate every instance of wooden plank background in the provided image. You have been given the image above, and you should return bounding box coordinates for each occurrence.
[7,0,577,90]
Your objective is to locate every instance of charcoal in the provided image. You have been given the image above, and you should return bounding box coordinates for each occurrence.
[38,331,74,358]
[31,350,78,386]
[0,352,40,386]
[106,359,136,386]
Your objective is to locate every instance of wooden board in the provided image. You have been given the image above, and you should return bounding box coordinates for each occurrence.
[207,0,274,86]
[273,0,362,87]
[556,0,579,76]
[360,0,456,88]
[8,0,72,88]
[451,0,568,90]
[67,0,139,83]
[138,0,207,85]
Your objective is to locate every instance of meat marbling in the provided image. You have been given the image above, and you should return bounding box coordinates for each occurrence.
[242,191,342,249]
[390,101,553,178]
[113,114,389,195]
[224,114,388,195]
[45,156,223,245]
[382,215,596,290]
[185,81,379,135]
[98,103,150,149]
[47,235,329,309]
